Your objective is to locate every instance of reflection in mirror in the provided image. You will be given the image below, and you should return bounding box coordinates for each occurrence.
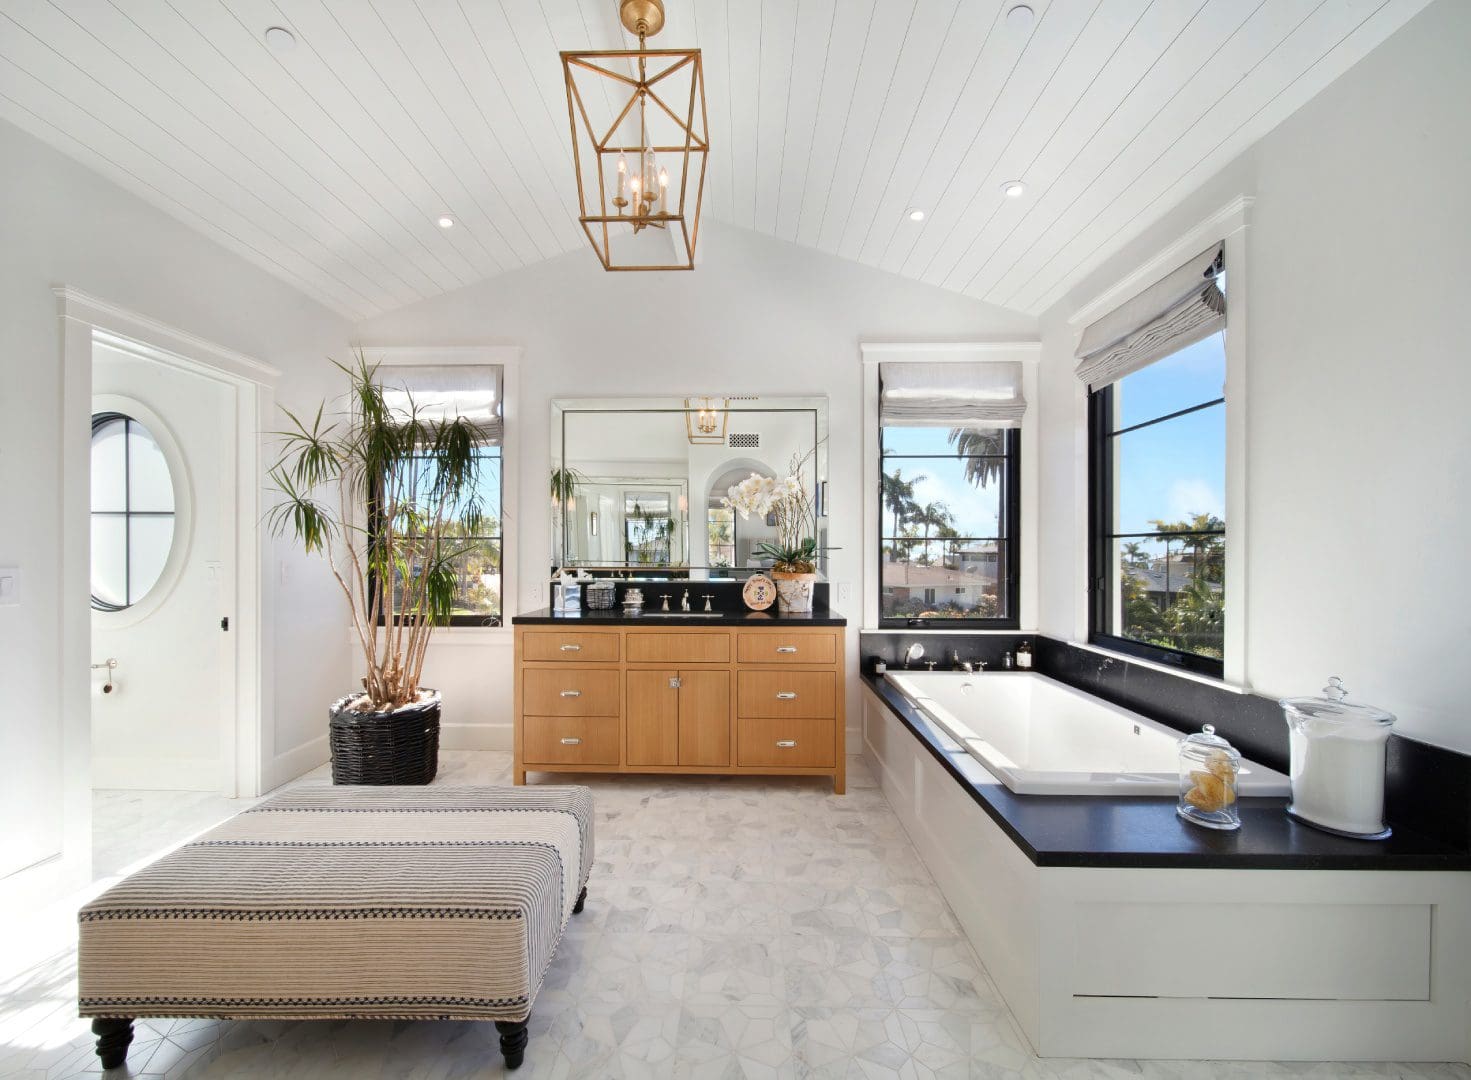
[550,397,828,579]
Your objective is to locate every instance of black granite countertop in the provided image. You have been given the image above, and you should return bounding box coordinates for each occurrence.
[862,672,1471,871]
[513,607,847,627]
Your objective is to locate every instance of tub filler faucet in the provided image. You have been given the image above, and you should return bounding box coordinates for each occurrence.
[950,650,987,673]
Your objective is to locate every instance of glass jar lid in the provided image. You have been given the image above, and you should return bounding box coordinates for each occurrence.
[1182,723,1239,757]
[1279,676,1395,727]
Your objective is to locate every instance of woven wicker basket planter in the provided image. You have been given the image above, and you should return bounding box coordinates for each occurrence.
[328,690,441,785]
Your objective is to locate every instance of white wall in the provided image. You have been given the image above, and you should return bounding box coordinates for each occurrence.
[357,223,1036,749]
[1037,0,1471,751]
[0,118,352,886]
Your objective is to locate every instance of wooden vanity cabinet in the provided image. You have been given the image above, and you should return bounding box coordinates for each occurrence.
[513,623,845,792]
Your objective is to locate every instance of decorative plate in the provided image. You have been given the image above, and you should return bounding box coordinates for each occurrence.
[742,573,777,611]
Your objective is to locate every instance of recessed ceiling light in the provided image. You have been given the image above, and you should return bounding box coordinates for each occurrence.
[1002,181,1026,199]
[1005,5,1035,33]
[906,208,926,222]
[437,215,455,229]
[263,26,296,52]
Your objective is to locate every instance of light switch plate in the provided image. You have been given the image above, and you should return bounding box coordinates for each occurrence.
[0,567,19,606]
[837,582,852,604]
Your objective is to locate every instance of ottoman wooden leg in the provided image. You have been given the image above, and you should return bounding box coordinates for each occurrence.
[495,1018,529,1070]
[573,886,587,914]
[92,1018,134,1070]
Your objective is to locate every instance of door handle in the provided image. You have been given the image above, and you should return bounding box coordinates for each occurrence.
[560,737,581,745]
[776,740,797,748]
[669,676,682,689]
[560,689,582,698]
[559,644,582,652]
[776,691,797,700]
[776,646,798,654]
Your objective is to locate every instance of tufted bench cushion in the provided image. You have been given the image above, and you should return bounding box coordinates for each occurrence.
[78,783,593,1069]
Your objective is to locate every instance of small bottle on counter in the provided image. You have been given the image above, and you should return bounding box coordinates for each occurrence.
[1016,640,1033,670]
[1177,724,1241,831]
[1002,651,1014,670]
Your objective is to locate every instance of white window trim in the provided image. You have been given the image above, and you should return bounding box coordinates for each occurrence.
[1066,197,1253,687]
[860,342,1042,632]
[358,345,522,641]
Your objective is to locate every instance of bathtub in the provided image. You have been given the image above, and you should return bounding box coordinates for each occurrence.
[884,670,1292,796]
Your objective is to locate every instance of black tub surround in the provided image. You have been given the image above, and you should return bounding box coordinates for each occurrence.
[862,671,1471,871]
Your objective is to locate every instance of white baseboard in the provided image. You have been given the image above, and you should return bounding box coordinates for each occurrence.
[270,734,328,790]
[441,722,512,751]
[91,755,221,792]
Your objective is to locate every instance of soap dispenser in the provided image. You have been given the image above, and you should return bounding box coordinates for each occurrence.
[1177,724,1241,831]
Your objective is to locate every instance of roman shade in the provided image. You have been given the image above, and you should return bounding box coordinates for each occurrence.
[880,361,1027,428]
[1074,245,1225,391]
[380,364,503,444]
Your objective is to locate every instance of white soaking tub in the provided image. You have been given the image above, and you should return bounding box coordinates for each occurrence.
[884,670,1291,796]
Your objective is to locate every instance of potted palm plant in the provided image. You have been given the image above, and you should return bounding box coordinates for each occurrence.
[723,453,820,612]
[268,353,489,784]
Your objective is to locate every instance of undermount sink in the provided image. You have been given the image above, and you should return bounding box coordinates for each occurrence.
[631,611,726,618]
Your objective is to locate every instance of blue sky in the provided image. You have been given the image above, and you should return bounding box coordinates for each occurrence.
[882,333,1226,539]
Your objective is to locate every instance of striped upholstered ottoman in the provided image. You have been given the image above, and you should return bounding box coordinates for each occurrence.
[78,784,593,1072]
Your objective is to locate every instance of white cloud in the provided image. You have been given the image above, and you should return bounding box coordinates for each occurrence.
[1167,478,1224,522]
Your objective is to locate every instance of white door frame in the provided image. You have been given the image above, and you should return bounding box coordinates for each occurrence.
[57,288,278,878]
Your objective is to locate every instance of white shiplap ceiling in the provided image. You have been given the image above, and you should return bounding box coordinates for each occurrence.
[0,0,1431,320]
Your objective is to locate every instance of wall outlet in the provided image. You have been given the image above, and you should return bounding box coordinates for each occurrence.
[0,567,18,606]
[837,581,852,604]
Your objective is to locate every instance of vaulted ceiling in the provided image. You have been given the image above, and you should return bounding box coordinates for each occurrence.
[0,0,1429,321]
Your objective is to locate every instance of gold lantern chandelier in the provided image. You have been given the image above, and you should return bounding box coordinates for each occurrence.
[560,0,708,271]
[684,396,728,444]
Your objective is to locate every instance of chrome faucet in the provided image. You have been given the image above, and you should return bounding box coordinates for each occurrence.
[660,593,671,612]
[680,589,690,612]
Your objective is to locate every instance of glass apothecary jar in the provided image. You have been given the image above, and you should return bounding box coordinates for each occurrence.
[1177,724,1241,831]
[1280,676,1395,840]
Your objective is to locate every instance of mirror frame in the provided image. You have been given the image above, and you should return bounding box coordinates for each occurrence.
[550,396,829,578]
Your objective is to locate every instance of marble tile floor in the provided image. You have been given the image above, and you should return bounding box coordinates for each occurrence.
[2,751,1468,1079]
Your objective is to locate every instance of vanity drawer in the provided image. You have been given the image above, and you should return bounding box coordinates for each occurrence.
[737,631,837,665]
[522,668,620,716]
[522,630,620,663]
[522,716,620,765]
[625,632,731,664]
[738,717,836,768]
[737,670,836,719]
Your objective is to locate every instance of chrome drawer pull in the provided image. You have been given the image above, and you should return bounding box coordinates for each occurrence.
[560,737,582,745]
[776,740,797,748]
[560,689,582,698]
[559,644,582,652]
[776,691,797,700]
[775,646,798,654]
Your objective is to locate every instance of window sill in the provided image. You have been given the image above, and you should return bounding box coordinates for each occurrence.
[1070,640,1250,695]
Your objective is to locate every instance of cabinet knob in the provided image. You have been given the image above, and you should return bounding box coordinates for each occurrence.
[559,643,582,652]
[776,646,798,654]
[560,737,581,745]
[776,740,797,748]
[776,691,797,700]
[560,689,582,698]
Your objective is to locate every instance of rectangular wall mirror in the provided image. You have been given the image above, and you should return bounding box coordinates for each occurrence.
[550,397,829,579]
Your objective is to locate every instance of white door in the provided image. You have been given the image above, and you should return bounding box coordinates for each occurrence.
[90,340,236,794]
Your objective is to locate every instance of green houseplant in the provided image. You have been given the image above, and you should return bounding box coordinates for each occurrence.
[268,353,489,784]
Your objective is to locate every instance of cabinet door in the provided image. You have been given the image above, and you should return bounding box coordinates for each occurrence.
[626,669,679,766]
[678,670,730,767]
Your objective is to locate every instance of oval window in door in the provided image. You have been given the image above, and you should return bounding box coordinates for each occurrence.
[90,412,177,611]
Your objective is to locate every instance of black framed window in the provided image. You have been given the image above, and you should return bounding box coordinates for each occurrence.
[372,445,503,627]
[879,423,1020,628]
[1089,333,1226,675]
[90,412,177,612]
